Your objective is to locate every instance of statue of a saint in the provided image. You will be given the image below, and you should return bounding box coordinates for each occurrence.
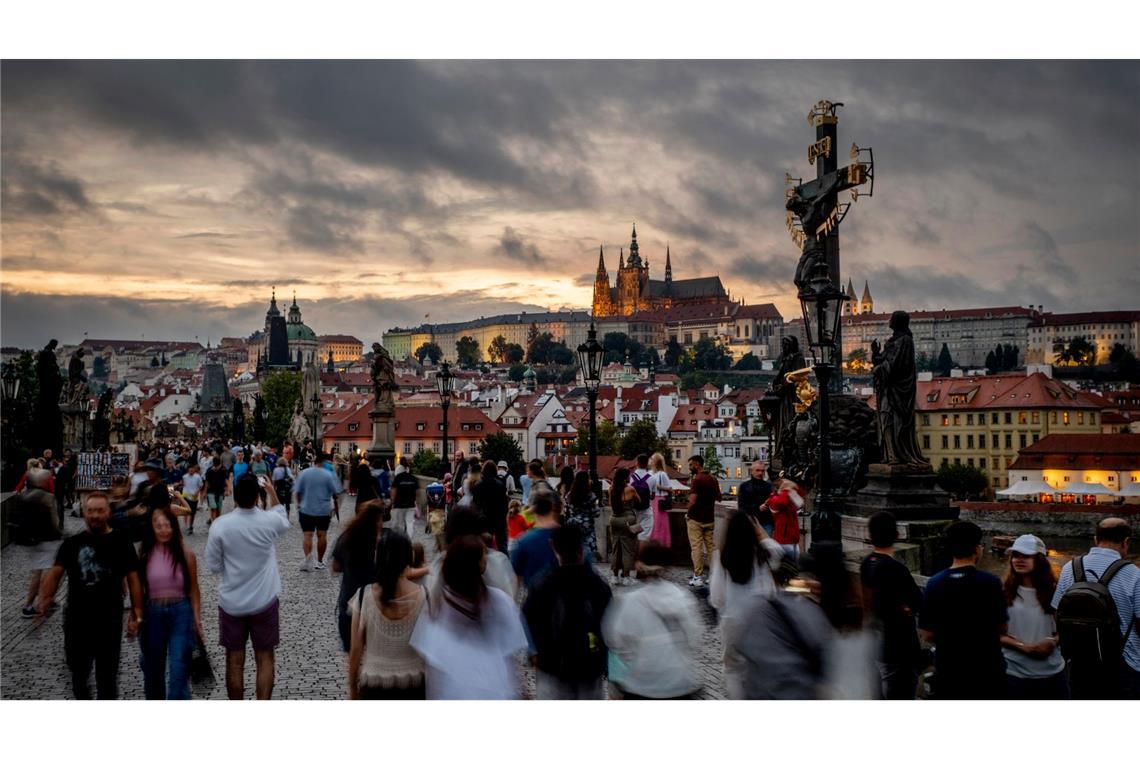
[62,347,89,405]
[93,388,113,448]
[302,361,321,417]
[288,396,312,442]
[770,335,807,457]
[371,342,396,409]
[871,311,929,467]
[36,340,63,404]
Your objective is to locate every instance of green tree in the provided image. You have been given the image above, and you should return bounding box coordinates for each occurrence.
[688,337,732,371]
[734,352,762,371]
[915,352,936,372]
[455,336,480,367]
[994,344,1005,372]
[526,323,540,356]
[488,335,509,364]
[92,355,108,379]
[984,350,998,374]
[937,343,954,377]
[478,431,524,468]
[570,419,619,457]
[602,332,644,365]
[150,355,160,368]
[1055,336,1096,367]
[504,343,525,363]
[508,363,526,382]
[526,332,557,364]
[1004,343,1019,370]
[411,448,441,477]
[260,371,301,448]
[664,336,684,367]
[701,445,725,478]
[1,351,39,489]
[414,342,443,364]
[619,418,672,464]
[936,461,989,500]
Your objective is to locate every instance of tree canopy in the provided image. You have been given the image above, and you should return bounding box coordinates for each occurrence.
[414,342,443,364]
[260,371,301,448]
[618,418,672,464]
[455,336,481,368]
[478,431,524,467]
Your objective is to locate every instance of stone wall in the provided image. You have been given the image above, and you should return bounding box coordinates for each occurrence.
[957,501,1140,539]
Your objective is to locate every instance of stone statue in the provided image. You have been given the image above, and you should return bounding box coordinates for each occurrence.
[786,171,843,293]
[35,339,65,453]
[770,335,807,458]
[871,310,929,467]
[371,342,396,409]
[231,396,245,441]
[288,396,312,442]
[92,388,113,448]
[302,361,321,417]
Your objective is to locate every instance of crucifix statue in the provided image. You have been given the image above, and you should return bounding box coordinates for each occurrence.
[785,100,874,382]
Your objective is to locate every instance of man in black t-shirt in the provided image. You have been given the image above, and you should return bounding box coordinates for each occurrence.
[37,491,143,700]
[860,511,922,699]
[736,460,774,533]
[204,456,230,525]
[919,521,1008,699]
[390,464,420,537]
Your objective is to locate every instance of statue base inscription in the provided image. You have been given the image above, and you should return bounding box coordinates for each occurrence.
[366,407,396,470]
[849,463,958,521]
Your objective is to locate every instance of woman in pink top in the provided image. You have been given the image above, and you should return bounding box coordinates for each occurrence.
[138,505,203,699]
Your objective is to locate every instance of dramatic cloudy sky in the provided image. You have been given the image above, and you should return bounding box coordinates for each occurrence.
[2,60,1137,348]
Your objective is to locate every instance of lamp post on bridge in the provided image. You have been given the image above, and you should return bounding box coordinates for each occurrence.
[577,322,604,503]
[435,362,454,487]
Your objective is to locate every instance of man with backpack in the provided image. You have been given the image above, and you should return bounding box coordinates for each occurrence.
[522,524,613,699]
[1052,518,1140,699]
[630,454,654,545]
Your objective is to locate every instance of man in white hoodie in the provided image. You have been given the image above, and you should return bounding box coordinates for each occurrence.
[601,540,704,699]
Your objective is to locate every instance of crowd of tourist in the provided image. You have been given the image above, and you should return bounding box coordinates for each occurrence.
[10,439,1139,701]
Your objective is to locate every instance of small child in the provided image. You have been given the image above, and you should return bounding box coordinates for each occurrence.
[507,499,529,553]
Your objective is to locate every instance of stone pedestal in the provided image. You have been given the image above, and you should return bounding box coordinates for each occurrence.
[365,405,396,470]
[59,402,87,450]
[844,463,958,577]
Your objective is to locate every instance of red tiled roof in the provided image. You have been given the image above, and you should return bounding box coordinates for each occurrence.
[667,403,717,433]
[318,334,363,343]
[916,373,1102,411]
[393,406,500,439]
[1017,433,1140,456]
[1029,310,1140,328]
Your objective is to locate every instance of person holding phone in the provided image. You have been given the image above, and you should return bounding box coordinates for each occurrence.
[205,473,289,699]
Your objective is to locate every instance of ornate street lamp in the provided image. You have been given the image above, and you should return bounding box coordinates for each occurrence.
[577,321,605,501]
[798,267,848,544]
[310,392,322,449]
[436,362,454,482]
[1,363,20,402]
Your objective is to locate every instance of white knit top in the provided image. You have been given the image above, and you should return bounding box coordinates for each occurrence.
[348,585,427,689]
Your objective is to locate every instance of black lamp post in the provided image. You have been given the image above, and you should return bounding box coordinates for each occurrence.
[798,267,848,544]
[436,362,454,482]
[758,389,781,469]
[577,322,604,502]
[1,363,21,402]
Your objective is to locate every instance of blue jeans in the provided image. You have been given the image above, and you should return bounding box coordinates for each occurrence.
[140,599,194,700]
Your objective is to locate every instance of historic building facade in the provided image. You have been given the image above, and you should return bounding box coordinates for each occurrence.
[1025,310,1140,366]
[591,225,732,317]
[248,289,321,372]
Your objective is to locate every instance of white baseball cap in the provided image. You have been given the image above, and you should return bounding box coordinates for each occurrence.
[497,460,508,469]
[1009,534,1046,556]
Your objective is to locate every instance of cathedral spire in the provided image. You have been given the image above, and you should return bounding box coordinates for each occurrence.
[620,246,625,267]
[597,245,606,274]
[626,223,642,267]
[665,243,673,285]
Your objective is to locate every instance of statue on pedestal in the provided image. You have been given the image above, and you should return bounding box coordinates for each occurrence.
[770,335,807,459]
[92,388,113,449]
[62,348,89,406]
[370,342,396,410]
[871,310,929,468]
[35,339,65,453]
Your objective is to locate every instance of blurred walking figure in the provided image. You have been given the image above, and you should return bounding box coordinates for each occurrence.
[860,511,922,700]
[523,525,613,699]
[138,505,204,699]
[602,541,704,699]
[710,511,783,698]
[999,534,1067,699]
[16,468,63,618]
[347,530,427,699]
[428,508,517,607]
[411,535,528,699]
[919,521,1008,699]
[331,501,387,652]
[564,470,600,560]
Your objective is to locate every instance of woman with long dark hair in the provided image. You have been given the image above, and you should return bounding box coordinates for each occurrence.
[346,530,428,699]
[331,500,387,652]
[471,460,509,554]
[710,510,784,698]
[557,466,575,504]
[999,534,1067,699]
[410,534,528,699]
[565,470,600,560]
[138,505,203,699]
[608,468,640,585]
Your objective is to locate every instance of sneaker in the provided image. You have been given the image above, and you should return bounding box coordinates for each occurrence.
[299,559,311,572]
[314,561,327,571]
[688,575,701,587]
[20,605,36,619]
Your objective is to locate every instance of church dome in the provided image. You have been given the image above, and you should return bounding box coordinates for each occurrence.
[287,322,318,342]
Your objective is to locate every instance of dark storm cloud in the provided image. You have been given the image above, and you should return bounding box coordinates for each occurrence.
[573,273,597,287]
[493,227,545,265]
[865,263,1057,312]
[729,253,796,283]
[0,156,94,220]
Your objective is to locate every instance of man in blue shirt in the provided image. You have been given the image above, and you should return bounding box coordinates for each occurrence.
[294,451,342,572]
[511,487,560,593]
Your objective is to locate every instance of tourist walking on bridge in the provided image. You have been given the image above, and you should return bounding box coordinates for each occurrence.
[860,511,922,700]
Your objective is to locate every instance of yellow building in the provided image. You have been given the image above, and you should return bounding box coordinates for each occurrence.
[916,372,1101,492]
[318,334,363,363]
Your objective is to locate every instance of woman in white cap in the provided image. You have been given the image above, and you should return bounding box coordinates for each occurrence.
[999,534,1068,699]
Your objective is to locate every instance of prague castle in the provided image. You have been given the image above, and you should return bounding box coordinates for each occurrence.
[592,225,731,317]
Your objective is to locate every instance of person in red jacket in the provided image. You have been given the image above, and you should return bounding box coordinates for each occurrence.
[765,478,804,560]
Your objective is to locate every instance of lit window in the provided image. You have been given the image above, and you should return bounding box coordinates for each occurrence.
[942,415,950,427]
[1063,412,1070,425]
[1018,411,1027,424]
[1077,412,1085,425]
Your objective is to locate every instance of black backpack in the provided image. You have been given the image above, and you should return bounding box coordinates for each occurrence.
[546,585,607,683]
[1056,556,1136,670]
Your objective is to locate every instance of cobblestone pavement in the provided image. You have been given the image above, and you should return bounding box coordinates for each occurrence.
[2,496,727,700]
